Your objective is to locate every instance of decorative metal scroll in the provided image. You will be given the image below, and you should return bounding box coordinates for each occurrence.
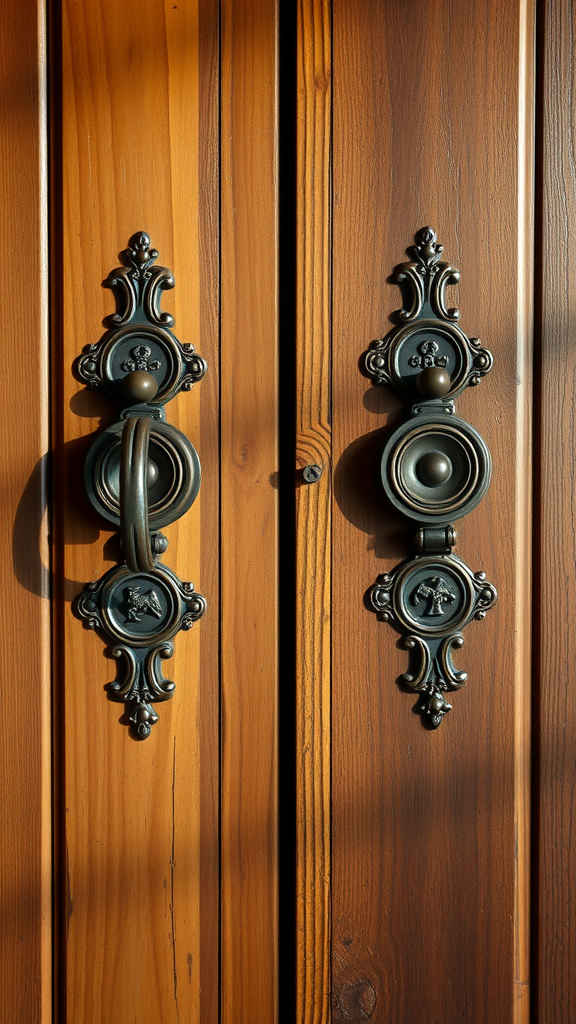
[75,233,206,738]
[363,227,496,727]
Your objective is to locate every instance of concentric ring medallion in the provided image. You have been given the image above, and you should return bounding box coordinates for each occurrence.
[382,414,491,523]
[85,419,201,530]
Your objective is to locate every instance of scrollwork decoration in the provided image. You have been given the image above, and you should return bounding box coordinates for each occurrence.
[77,563,206,738]
[393,225,460,323]
[363,227,492,402]
[370,555,496,728]
[74,235,206,739]
[76,232,207,406]
[104,231,175,328]
[362,228,497,728]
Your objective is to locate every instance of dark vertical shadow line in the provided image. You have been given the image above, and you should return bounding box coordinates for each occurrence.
[531,1,546,1019]
[48,1,67,1020]
[277,2,297,1020]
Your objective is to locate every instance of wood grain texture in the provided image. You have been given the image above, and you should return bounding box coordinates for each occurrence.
[0,2,51,1020]
[537,0,576,1019]
[219,2,279,1021]
[296,3,332,1022]
[330,2,533,1022]
[55,2,219,1021]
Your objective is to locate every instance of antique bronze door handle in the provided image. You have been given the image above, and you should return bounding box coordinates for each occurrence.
[364,227,497,727]
[120,414,155,572]
[75,233,206,738]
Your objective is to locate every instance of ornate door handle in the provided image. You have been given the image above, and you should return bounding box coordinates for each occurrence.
[75,233,206,738]
[120,413,155,572]
[364,227,497,728]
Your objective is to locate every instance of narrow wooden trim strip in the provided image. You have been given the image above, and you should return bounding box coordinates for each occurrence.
[296,3,332,1020]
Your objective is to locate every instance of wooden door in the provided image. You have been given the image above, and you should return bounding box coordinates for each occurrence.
[3,2,280,1021]
[321,2,533,1021]
[297,1,534,1019]
[2,1,576,1022]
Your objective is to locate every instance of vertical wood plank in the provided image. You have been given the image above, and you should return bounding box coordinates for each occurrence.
[330,2,534,1022]
[55,2,219,1021]
[296,3,332,1022]
[514,6,535,1015]
[537,0,576,1019]
[219,2,279,1021]
[0,2,51,1020]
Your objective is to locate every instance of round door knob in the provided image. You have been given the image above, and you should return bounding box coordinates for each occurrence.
[416,451,452,486]
[122,369,159,404]
[416,366,451,398]
[381,414,491,523]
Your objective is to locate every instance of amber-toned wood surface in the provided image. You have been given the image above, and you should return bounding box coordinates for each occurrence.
[219,3,280,1021]
[296,3,332,1022]
[54,2,219,1021]
[537,1,576,1019]
[330,2,533,1022]
[0,2,51,1021]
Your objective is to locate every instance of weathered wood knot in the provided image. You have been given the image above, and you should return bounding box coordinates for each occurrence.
[336,979,377,1020]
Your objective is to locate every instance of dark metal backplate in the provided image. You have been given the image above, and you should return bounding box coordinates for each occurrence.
[77,563,206,739]
[362,227,496,728]
[370,554,497,728]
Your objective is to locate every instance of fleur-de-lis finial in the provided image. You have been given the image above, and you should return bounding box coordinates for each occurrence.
[409,226,443,271]
[122,232,159,277]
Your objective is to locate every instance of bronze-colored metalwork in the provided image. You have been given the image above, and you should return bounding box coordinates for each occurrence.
[364,227,492,401]
[75,233,206,738]
[363,227,496,727]
[370,554,496,728]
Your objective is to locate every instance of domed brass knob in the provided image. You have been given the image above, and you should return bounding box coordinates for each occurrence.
[416,451,452,487]
[122,369,159,404]
[416,366,451,399]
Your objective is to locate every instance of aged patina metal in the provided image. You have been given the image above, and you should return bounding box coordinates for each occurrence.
[370,555,497,728]
[302,463,324,483]
[77,564,206,739]
[75,233,206,738]
[364,227,492,401]
[363,227,496,727]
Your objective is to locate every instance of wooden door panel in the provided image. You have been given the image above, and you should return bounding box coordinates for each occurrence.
[220,2,279,1021]
[328,2,534,1021]
[56,3,220,1021]
[7,1,576,1021]
[0,2,51,1020]
[53,1,278,1021]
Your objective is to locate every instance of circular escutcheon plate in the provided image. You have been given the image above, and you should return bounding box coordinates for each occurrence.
[83,324,204,407]
[85,418,201,529]
[390,556,476,637]
[368,319,490,401]
[381,413,491,524]
[96,564,192,647]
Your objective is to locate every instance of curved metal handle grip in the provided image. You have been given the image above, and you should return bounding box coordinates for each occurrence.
[120,415,155,572]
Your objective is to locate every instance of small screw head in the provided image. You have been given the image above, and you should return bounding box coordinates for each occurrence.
[151,532,169,555]
[302,464,324,484]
